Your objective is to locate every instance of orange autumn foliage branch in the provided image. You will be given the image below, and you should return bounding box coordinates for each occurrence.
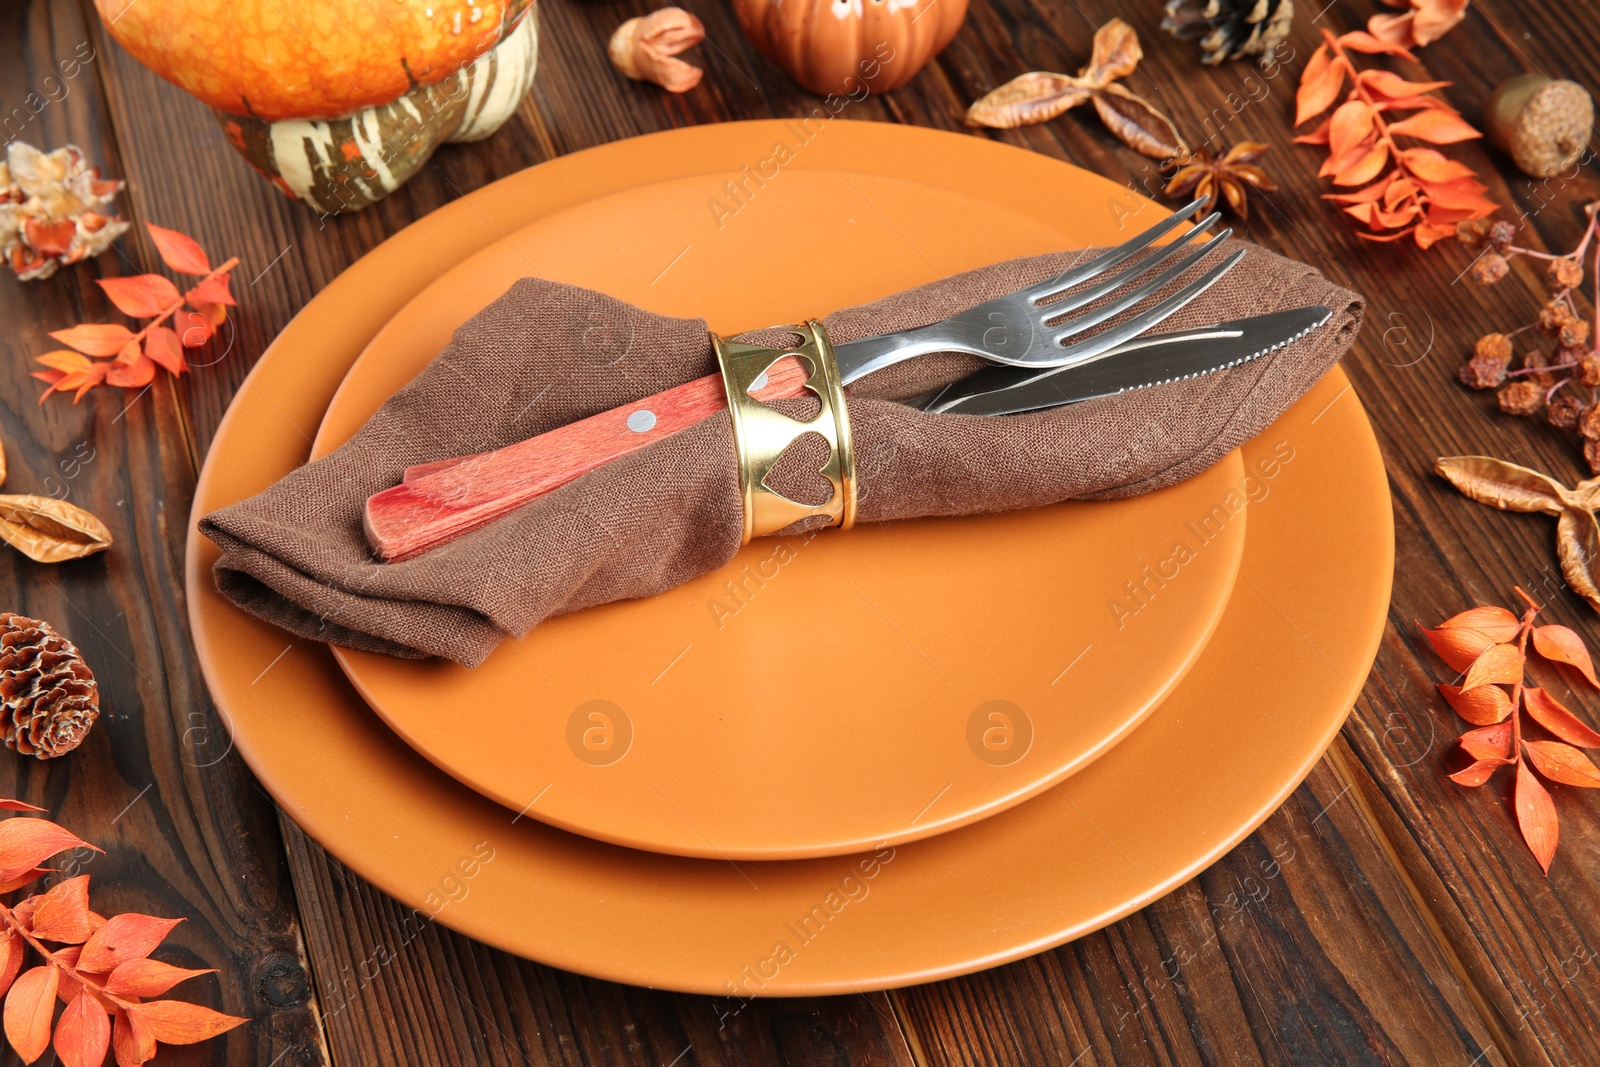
[33,223,239,403]
[0,799,246,1065]
[1293,27,1496,248]
[1423,590,1600,874]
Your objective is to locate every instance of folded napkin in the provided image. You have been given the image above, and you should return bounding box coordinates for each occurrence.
[201,239,1363,666]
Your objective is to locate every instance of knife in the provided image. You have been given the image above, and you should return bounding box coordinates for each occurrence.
[363,305,1332,561]
[921,305,1333,416]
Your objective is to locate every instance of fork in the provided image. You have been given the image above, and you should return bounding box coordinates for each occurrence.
[365,199,1243,560]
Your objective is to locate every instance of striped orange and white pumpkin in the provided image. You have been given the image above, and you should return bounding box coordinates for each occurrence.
[94,0,539,212]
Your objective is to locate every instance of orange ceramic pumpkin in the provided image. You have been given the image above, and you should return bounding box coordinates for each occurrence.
[732,0,968,97]
[93,0,538,212]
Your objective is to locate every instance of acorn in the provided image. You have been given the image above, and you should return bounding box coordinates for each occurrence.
[1483,74,1593,179]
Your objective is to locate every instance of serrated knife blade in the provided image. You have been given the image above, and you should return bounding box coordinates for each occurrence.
[921,305,1334,417]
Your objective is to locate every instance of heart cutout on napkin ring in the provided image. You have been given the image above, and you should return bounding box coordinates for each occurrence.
[712,320,857,544]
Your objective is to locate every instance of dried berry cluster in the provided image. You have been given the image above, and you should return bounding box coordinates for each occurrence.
[1456,206,1600,472]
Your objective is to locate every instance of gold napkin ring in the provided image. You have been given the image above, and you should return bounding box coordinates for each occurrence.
[711,320,857,545]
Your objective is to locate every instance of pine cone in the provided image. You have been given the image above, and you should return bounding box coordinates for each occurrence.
[0,613,99,758]
[1162,0,1294,65]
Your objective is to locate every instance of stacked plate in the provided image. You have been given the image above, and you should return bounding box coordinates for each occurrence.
[186,121,1393,995]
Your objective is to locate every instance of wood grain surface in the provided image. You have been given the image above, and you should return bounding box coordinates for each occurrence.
[1,0,1597,1063]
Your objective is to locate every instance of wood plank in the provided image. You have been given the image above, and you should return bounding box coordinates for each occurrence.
[71,0,1600,1061]
[0,2,327,1064]
[895,759,1503,1066]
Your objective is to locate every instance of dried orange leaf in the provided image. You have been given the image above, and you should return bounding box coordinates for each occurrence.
[4,965,59,1063]
[80,915,184,974]
[54,992,110,1067]
[0,933,22,1002]
[1448,756,1511,787]
[1532,624,1600,686]
[1523,687,1600,747]
[0,818,98,879]
[31,875,93,944]
[1388,107,1481,144]
[1083,17,1141,86]
[96,275,180,319]
[1091,84,1187,159]
[1295,43,1345,125]
[105,356,156,390]
[1461,643,1524,689]
[1524,740,1600,787]
[966,72,1092,129]
[0,494,113,564]
[1423,625,1499,673]
[112,1007,156,1067]
[49,323,135,358]
[1437,682,1512,725]
[1515,760,1559,874]
[1328,100,1377,160]
[143,327,186,377]
[124,1000,247,1045]
[103,959,215,1000]
[1460,721,1513,761]
[1437,606,1522,642]
[144,223,210,276]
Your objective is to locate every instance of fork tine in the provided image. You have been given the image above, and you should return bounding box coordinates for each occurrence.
[1051,228,1234,344]
[1046,247,1248,369]
[1028,211,1223,317]
[1017,196,1211,305]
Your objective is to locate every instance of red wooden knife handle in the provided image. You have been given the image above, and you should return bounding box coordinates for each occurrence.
[364,356,812,561]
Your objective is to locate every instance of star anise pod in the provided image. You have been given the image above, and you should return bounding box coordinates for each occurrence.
[1163,141,1278,219]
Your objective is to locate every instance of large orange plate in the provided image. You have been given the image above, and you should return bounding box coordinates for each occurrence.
[187,121,1392,994]
[311,170,1248,860]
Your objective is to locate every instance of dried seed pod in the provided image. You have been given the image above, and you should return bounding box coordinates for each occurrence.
[1484,74,1594,179]
[1471,253,1510,286]
[1499,380,1546,415]
[1475,333,1513,361]
[1578,355,1600,388]
[1549,394,1585,430]
[1581,404,1600,440]
[608,7,706,93]
[1457,218,1493,248]
[1548,257,1585,291]
[0,613,99,758]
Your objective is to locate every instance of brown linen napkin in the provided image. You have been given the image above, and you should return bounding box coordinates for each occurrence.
[200,239,1364,667]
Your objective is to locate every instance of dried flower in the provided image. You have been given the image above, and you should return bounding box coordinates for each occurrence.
[1423,586,1600,874]
[0,142,129,281]
[0,800,248,1063]
[32,223,239,402]
[608,7,705,93]
[1294,28,1496,247]
[1578,355,1600,387]
[1581,405,1600,441]
[967,20,1189,159]
[1163,141,1279,219]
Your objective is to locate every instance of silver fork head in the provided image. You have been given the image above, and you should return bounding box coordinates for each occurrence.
[833,197,1245,383]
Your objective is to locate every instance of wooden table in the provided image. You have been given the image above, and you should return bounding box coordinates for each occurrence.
[3,0,1597,1062]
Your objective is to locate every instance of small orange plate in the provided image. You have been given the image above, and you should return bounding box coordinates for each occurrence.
[187,122,1392,994]
[312,173,1248,861]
